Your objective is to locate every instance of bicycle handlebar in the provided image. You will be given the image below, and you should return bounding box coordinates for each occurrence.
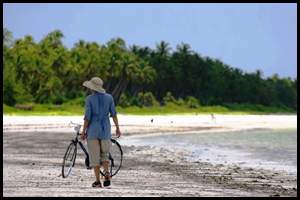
[69,121,119,139]
[69,121,82,127]
[69,121,83,134]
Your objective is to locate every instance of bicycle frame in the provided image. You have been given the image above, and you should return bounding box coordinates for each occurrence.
[69,121,91,168]
[78,140,89,157]
[72,137,89,158]
[65,121,122,178]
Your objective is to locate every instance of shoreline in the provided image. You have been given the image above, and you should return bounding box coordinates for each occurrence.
[3,114,297,133]
[120,128,297,175]
[3,114,297,197]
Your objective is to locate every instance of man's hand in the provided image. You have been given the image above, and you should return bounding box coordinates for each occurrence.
[81,119,89,141]
[81,133,86,140]
[116,129,121,138]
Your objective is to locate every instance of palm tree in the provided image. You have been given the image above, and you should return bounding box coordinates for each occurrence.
[155,40,172,57]
[23,35,36,47]
[176,42,192,54]
[51,46,69,78]
[129,44,140,55]
[38,39,52,58]
[3,28,13,46]
[62,59,80,92]
[73,39,86,50]
[130,45,151,62]
[3,35,15,71]
[46,29,65,49]
[111,53,139,101]
[132,60,156,97]
[107,37,127,52]
[104,39,124,92]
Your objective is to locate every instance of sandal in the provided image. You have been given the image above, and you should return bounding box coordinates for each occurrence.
[92,181,102,188]
[103,172,111,187]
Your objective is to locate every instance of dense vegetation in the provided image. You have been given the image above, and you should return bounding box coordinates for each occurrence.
[3,28,297,114]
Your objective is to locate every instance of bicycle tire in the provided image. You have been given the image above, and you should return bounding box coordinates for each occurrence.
[100,139,123,177]
[62,142,77,178]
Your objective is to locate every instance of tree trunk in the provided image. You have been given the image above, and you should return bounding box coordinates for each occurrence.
[133,82,144,97]
[106,75,113,92]
[115,80,128,103]
[111,78,123,98]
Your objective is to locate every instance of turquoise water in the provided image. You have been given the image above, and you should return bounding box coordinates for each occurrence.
[119,128,297,174]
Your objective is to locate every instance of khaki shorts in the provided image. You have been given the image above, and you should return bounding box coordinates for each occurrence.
[87,138,111,167]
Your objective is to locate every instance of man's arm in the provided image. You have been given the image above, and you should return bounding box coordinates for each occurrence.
[112,115,121,138]
[81,118,89,140]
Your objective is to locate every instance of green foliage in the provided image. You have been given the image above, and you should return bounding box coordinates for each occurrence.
[3,68,17,106]
[222,102,296,113]
[2,62,33,106]
[177,98,185,106]
[3,103,85,116]
[65,90,85,100]
[130,97,141,107]
[2,28,297,114]
[65,97,86,107]
[136,92,159,107]
[143,91,155,106]
[163,92,177,104]
[3,103,18,113]
[206,97,223,106]
[118,93,130,108]
[52,96,68,105]
[137,92,144,106]
[186,96,200,108]
[116,103,232,115]
[270,102,277,108]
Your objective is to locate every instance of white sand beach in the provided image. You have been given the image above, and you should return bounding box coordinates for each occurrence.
[3,114,297,197]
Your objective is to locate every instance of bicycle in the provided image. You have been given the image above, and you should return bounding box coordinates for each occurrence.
[62,121,123,179]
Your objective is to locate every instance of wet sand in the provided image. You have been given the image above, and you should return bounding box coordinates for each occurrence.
[3,114,297,197]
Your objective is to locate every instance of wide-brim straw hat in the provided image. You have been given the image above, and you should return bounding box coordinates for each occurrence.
[83,77,106,93]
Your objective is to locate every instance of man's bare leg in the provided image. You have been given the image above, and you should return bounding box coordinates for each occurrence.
[93,166,100,182]
[94,161,108,182]
[102,161,109,174]
[102,161,110,186]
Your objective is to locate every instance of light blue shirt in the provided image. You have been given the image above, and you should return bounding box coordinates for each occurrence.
[84,92,117,140]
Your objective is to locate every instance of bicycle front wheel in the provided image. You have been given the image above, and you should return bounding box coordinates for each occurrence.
[62,142,77,178]
[100,139,123,177]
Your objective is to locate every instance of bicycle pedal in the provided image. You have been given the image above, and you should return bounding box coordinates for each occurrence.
[87,167,92,170]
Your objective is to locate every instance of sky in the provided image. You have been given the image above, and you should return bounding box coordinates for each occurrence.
[3,3,297,79]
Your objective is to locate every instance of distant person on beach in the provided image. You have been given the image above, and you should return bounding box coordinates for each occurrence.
[211,113,216,123]
[81,77,121,188]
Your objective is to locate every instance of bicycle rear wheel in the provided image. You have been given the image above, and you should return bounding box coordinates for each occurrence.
[100,139,123,177]
[62,142,77,178]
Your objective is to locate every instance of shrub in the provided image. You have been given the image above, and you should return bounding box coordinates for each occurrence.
[206,97,223,106]
[163,92,177,104]
[52,96,68,105]
[270,102,277,108]
[144,92,155,106]
[130,97,141,107]
[66,97,86,107]
[118,93,130,108]
[65,90,85,100]
[136,92,159,107]
[186,96,199,108]
[137,92,144,106]
[177,98,185,106]
[254,104,265,111]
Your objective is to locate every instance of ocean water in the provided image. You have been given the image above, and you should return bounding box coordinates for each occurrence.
[119,128,297,174]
